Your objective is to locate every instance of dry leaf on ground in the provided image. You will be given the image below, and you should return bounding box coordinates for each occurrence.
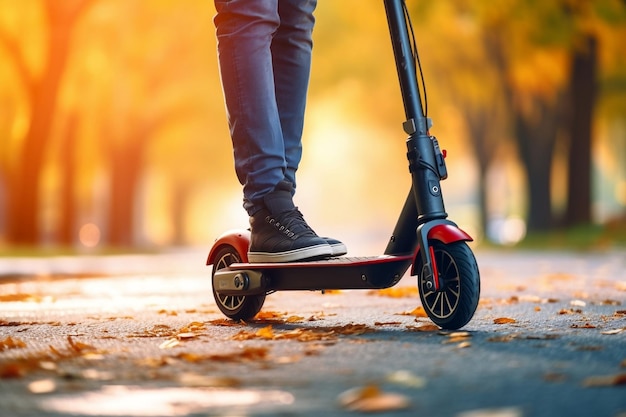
[27,379,57,394]
[405,323,439,332]
[386,370,427,388]
[582,373,626,387]
[159,338,180,349]
[337,384,411,412]
[370,286,419,298]
[0,336,26,351]
[571,323,596,329]
[493,317,516,325]
[398,306,428,318]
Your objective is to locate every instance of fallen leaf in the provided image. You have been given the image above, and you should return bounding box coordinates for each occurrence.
[571,323,596,329]
[0,363,24,378]
[131,324,175,338]
[178,373,240,387]
[67,336,97,354]
[179,322,206,333]
[543,372,568,382]
[176,332,198,340]
[582,373,626,387]
[558,308,582,315]
[402,306,428,318]
[570,300,587,307]
[28,379,56,394]
[598,299,621,306]
[208,318,243,327]
[371,287,419,298]
[330,323,374,336]
[256,325,276,340]
[601,328,625,335]
[487,334,518,343]
[386,370,427,388]
[0,294,41,302]
[405,323,439,332]
[575,345,603,351]
[0,336,26,351]
[374,321,402,326]
[159,338,180,349]
[255,311,285,321]
[157,309,178,316]
[493,317,516,325]
[525,334,560,340]
[337,385,411,412]
[442,331,472,345]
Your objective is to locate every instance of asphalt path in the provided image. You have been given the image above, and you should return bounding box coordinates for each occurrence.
[0,249,625,417]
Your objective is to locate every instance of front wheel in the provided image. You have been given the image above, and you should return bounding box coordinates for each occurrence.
[211,246,265,321]
[417,241,480,330]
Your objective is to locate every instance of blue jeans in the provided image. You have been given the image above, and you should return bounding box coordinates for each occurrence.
[214,0,317,216]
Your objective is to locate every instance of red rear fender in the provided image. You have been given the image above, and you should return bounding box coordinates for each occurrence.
[206,229,250,265]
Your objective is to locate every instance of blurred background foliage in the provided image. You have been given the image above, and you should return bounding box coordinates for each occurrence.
[0,0,624,254]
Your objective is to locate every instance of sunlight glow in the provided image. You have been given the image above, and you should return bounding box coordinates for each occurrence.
[79,223,101,248]
[40,386,294,416]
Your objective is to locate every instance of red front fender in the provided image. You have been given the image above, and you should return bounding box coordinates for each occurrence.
[427,224,473,244]
[410,224,473,276]
[206,229,251,265]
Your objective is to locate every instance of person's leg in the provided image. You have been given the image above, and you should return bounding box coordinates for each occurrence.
[214,0,286,216]
[271,0,316,190]
[271,1,347,257]
[214,0,333,262]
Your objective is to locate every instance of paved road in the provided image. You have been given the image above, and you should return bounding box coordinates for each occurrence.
[0,249,625,417]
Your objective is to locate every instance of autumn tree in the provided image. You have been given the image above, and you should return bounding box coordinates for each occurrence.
[0,0,94,244]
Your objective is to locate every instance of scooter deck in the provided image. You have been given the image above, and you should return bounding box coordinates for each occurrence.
[228,254,414,291]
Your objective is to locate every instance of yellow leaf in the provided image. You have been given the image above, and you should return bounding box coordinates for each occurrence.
[255,311,284,320]
[582,374,626,387]
[405,306,428,318]
[493,317,516,324]
[159,338,180,349]
[256,325,275,340]
[0,336,26,351]
[373,287,419,298]
[405,323,439,332]
[338,385,411,412]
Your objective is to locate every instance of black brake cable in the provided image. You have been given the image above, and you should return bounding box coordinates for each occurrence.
[402,0,428,119]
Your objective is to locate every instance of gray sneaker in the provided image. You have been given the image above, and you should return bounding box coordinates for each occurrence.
[247,181,338,263]
[248,208,333,263]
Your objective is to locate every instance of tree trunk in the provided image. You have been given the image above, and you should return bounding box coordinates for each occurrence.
[565,35,597,227]
[3,1,93,245]
[58,113,78,246]
[107,143,142,247]
[514,94,565,231]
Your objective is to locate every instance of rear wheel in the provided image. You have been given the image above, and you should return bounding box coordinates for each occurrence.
[211,246,265,321]
[418,241,480,330]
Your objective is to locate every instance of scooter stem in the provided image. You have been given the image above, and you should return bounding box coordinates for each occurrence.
[383,0,456,291]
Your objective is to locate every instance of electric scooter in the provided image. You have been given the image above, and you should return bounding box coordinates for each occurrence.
[207,0,480,330]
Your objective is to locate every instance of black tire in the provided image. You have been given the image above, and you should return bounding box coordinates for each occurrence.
[211,245,265,321]
[417,241,480,330]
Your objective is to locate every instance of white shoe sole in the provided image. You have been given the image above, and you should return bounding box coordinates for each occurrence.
[248,244,333,263]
